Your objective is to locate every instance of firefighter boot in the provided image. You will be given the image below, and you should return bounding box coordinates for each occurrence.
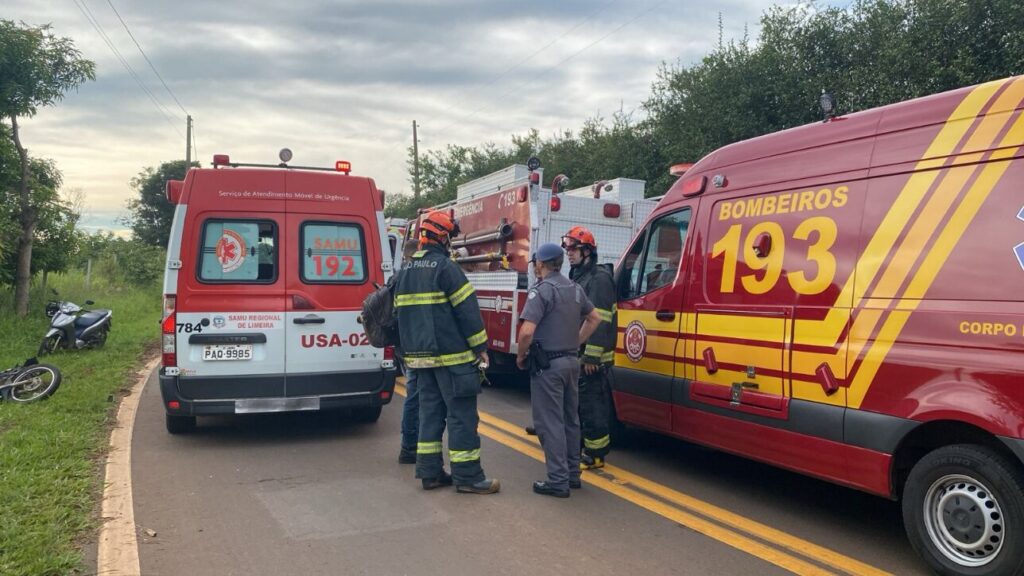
[422,470,453,490]
[580,452,605,470]
[456,478,501,494]
[398,446,416,464]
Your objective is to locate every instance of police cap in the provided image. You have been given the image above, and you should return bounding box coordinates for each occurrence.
[529,242,563,263]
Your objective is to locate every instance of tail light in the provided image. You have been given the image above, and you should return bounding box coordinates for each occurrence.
[162,295,177,368]
[382,346,396,370]
[550,196,561,212]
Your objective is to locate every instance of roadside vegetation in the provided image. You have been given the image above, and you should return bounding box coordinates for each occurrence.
[0,250,161,575]
[0,269,160,575]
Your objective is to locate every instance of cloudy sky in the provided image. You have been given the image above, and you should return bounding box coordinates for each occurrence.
[6,0,845,235]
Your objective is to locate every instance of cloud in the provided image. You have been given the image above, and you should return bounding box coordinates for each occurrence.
[5,0,814,215]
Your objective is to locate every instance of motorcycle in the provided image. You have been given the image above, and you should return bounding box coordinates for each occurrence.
[38,299,113,355]
[0,358,62,403]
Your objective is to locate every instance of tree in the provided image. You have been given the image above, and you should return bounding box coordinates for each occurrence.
[0,20,95,316]
[125,160,194,246]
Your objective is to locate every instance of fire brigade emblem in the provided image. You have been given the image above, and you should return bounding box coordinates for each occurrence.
[624,320,647,363]
[216,229,247,273]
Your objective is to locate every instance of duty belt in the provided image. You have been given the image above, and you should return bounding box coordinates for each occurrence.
[545,350,578,360]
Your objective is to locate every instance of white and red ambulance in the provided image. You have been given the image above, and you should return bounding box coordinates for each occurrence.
[159,151,396,433]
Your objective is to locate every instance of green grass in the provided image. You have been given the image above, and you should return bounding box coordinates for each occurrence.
[0,272,160,576]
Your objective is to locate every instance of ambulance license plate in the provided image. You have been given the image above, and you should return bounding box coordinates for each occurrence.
[202,344,252,361]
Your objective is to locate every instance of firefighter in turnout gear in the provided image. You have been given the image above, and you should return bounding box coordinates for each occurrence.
[395,211,500,494]
[563,226,616,470]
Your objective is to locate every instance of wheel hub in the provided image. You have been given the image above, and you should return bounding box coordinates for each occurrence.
[925,474,1004,567]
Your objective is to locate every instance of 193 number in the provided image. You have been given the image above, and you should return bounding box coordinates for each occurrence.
[711,216,838,295]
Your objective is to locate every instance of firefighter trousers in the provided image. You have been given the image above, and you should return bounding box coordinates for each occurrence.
[415,363,486,486]
[579,365,612,459]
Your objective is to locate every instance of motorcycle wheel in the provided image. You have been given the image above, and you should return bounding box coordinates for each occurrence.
[38,335,62,356]
[91,327,109,348]
[4,364,62,403]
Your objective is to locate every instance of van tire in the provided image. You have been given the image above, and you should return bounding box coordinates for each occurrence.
[902,444,1024,576]
[351,406,382,423]
[166,414,196,434]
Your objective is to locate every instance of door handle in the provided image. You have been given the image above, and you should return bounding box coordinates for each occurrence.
[702,347,718,374]
[655,309,675,322]
[293,315,325,325]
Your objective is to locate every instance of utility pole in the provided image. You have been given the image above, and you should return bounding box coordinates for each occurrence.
[412,120,420,200]
[185,115,193,167]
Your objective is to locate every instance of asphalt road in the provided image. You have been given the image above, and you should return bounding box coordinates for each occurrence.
[132,372,931,575]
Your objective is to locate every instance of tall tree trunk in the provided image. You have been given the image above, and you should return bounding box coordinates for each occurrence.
[11,116,36,318]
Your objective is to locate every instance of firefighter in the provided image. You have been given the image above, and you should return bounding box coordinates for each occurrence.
[394,210,500,495]
[517,243,602,497]
[563,226,616,470]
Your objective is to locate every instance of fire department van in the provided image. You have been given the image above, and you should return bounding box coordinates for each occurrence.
[410,161,659,373]
[612,77,1024,576]
[159,152,396,434]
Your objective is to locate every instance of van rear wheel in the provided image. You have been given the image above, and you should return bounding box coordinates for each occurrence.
[902,444,1024,576]
[166,414,196,434]
[351,406,382,423]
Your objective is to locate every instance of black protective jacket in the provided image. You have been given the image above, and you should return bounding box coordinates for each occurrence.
[394,243,487,368]
[570,257,616,365]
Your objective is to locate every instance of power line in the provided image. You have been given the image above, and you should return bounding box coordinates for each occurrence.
[70,0,184,137]
[103,0,189,117]
[432,0,619,139]
[470,0,619,104]
[434,0,668,139]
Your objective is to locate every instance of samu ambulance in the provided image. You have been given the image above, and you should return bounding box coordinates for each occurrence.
[159,152,396,434]
[612,77,1024,576]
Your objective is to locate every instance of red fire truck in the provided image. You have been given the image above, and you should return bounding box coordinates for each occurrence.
[409,160,660,373]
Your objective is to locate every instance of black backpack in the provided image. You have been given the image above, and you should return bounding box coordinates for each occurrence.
[360,273,401,348]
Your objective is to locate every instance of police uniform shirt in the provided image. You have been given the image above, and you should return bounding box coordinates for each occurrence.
[520,271,594,353]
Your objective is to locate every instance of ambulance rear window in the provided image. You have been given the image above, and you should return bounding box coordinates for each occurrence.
[301,222,367,283]
[198,219,277,283]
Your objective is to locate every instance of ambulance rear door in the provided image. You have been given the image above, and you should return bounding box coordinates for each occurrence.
[284,210,383,397]
[175,169,288,401]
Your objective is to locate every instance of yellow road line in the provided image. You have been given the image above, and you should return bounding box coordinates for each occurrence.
[394,381,890,576]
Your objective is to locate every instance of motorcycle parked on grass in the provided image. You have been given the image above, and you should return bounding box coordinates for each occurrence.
[0,358,62,403]
[38,299,113,355]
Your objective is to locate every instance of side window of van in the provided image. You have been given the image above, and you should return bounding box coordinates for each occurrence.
[619,209,691,299]
[199,220,277,283]
[618,229,647,299]
[301,222,367,283]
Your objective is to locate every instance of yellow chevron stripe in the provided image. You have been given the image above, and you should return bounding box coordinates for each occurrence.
[795,78,1009,346]
[849,104,1024,408]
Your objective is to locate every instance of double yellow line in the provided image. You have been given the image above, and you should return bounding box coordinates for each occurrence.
[395,381,890,576]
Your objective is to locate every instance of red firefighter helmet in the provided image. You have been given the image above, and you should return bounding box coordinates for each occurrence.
[562,225,596,250]
[420,211,460,242]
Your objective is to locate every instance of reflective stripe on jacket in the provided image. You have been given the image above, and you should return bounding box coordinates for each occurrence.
[395,243,487,368]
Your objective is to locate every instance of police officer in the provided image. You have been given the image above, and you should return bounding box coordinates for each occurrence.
[563,226,616,469]
[395,211,500,495]
[517,243,602,498]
